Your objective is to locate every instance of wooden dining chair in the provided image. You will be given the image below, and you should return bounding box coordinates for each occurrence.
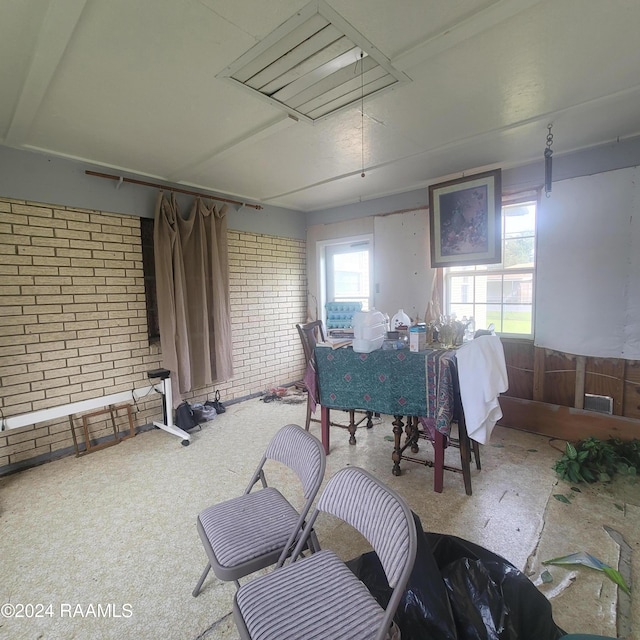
[296,321,372,441]
[296,320,326,432]
[397,414,479,496]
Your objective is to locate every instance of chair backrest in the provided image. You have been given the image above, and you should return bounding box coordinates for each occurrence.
[315,466,416,589]
[296,320,325,365]
[245,424,326,569]
[264,423,325,500]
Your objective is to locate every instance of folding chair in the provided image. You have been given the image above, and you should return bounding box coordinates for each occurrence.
[233,466,418,640]
[192,423,326,595]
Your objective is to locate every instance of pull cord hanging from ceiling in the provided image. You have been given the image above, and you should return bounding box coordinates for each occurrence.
[360,50,365,178]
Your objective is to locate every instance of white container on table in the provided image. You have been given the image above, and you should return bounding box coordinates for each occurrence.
[352,335,385,353]
[352,310,386,352]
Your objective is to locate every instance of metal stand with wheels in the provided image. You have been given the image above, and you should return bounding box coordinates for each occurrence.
[147,369,191,446]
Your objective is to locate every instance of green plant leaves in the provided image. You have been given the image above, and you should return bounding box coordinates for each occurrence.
[553,437,640,484]
[543,551,631,595]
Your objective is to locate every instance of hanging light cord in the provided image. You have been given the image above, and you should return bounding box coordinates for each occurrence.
[360,51,365,178]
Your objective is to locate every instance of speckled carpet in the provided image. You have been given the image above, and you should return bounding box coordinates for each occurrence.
[1,398,637,639]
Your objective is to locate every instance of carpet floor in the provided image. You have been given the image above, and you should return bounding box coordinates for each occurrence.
[1,397,637,639]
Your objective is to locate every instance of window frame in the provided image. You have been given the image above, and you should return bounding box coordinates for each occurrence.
[317,234,374,327]
[443,191,539,339]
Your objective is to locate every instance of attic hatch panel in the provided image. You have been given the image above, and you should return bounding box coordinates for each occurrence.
[219,1,409,123]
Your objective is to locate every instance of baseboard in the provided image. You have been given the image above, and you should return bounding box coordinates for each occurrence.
[498,396,640,441]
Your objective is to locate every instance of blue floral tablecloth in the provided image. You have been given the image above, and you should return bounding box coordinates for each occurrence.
[314,346,458,436]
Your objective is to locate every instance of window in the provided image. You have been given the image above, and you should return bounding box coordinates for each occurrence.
[140,217,160,344]
[444,196,537,337]
[318,236,373,324]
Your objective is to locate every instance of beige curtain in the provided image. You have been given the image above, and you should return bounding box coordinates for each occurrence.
[154,192,233,407]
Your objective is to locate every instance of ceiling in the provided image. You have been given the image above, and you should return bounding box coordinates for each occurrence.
[2,0,640,213]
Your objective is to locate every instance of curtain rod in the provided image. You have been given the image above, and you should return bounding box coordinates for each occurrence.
[85,170,263,210]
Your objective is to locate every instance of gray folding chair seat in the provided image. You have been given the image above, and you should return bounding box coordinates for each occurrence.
[233,466,417,640]
[193,423,326,595]
[197,488,301,577]
[236,549,385,639]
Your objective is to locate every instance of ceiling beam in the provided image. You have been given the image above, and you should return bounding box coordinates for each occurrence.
[262,81,640,207]
[5,0,88,146]
[393,0,544,72]
[166,114,298,182]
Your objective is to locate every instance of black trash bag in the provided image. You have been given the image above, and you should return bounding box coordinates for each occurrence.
[347,512,459,640]
[175,401,200,432]
[348,515,566,640]
[442,558,517,639]
[427,533,566,640]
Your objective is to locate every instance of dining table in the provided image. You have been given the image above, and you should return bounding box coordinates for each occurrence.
[313,344,473,493]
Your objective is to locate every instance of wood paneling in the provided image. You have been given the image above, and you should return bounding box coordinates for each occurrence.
[543,350,577,406]
[623,360,640,420]
[501,339,534,400]
[498,396,640,442]
[498,339,640,438]
[584,357,625,415]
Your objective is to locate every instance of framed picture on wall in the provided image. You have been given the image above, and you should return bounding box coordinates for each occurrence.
[428,169,502,268]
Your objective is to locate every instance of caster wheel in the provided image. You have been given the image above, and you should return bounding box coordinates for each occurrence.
[181,439,190,446]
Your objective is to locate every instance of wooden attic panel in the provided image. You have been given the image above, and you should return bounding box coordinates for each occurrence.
[501,339,534,400]
[543,350,576,407]
[585,357,626,416]
[623,360,640,420]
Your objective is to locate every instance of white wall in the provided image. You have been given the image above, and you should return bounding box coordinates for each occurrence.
[535,166,640,358]
[373,210,433,323]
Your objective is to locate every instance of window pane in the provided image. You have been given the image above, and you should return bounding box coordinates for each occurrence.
[484,304,503,333]
[502,273,533,304]
[504,203,536,237]
[450,303,474,320]
[332,250,370,308]
[449,275,474,304]
[502,305,532,334]
[503,236,535,268]
[475,274,503,304]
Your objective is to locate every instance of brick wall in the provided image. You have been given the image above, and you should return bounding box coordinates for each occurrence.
[0,197,307,472]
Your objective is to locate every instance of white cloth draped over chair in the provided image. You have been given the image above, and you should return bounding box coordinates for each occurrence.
[154,192,233,407]
[455,335,508,444]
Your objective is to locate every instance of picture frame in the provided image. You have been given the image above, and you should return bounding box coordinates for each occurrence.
[428,169,502,268]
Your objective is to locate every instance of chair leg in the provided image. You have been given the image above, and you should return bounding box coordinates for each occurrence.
[472,440,481,470]
[455,415,475,495]
[433,431,445,492]
[458,432,473,496]
[193,562,211,597]
[308,528,321,553]
[305,396,312,431]
[347,409,357,445]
